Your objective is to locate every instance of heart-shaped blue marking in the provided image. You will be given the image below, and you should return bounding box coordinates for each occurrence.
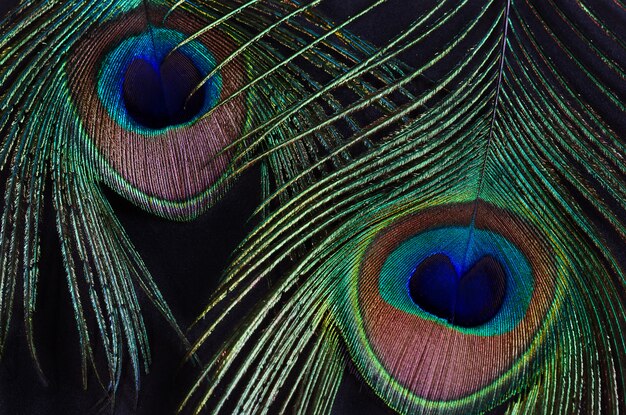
[123,51,205,129]
[408,254,507,327]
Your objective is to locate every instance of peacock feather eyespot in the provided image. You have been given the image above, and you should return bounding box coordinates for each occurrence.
[335,201,562,414]
[67,7,248,220]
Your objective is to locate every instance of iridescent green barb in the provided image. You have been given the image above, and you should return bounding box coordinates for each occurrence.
[184,0,625,414]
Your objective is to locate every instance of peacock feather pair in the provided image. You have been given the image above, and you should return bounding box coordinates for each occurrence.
[0,0,624,414]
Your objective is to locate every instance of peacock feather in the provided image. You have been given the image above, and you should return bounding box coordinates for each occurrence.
[178,0,626,414]
[0,0,414,396]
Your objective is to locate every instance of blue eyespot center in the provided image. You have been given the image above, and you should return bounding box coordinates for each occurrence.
[408,253,507,327]
[97,28,222,134]
[123,51,206,129]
